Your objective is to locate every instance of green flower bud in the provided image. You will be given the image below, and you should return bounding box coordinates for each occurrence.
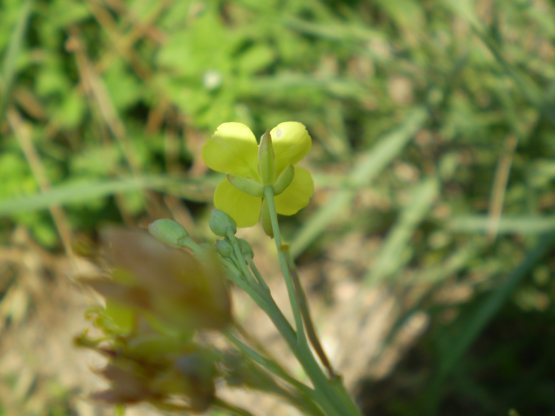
[215,239,233,258]
[237,238,254,262]
[272,165,295,195]
[258,130,275,185]
[148,219,191,247]
[209,209,237,237]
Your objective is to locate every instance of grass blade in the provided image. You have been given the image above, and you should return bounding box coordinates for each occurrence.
[0,0,33,124]
[449,216,555,235]
[365,177,438,285]
[0,175,213,217]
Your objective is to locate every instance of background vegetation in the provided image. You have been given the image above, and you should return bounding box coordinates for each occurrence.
[1,0,555,415]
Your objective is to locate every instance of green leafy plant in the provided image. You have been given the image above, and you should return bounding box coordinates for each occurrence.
[2,1,555,415]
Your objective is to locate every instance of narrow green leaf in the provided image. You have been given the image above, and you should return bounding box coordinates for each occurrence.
[0,176,213,217]
[449,216,555,234]
[365,177,438,285]
[0,0,33,124]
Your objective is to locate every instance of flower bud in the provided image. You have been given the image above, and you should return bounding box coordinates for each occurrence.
[215,239,233,258]
[237,238,254,262]
[148,219,191,248]
[258,130,275,185]
[209,209,237,237]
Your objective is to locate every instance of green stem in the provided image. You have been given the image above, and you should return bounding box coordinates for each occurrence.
[226,231,271,295]
[222,259,261,297]
[226,328,310,394]
[262,186,362,416]
[228,259,340,415]
[285,250,336,378]
[259,297,342,416]
[226,328,324,416]
[263,187,306,342]
[248,259,271,293]
[219,210,357,415]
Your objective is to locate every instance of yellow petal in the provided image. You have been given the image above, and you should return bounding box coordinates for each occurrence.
[270,122,312,176]
[214,179,262,227]
[274,166,314,216]
[202,122,259,178]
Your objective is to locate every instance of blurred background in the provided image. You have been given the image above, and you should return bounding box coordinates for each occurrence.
[1,0,555,415]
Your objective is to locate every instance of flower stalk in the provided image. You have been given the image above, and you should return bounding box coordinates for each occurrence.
[263,185,362,416]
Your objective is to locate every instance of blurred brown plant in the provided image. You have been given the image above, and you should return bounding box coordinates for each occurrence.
[84,227,231,331]
[76,227,232,412]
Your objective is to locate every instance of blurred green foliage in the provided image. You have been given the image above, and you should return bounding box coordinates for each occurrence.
[1,0,555,415]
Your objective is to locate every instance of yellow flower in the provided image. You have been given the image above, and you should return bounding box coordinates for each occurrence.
[202,122,314,227]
